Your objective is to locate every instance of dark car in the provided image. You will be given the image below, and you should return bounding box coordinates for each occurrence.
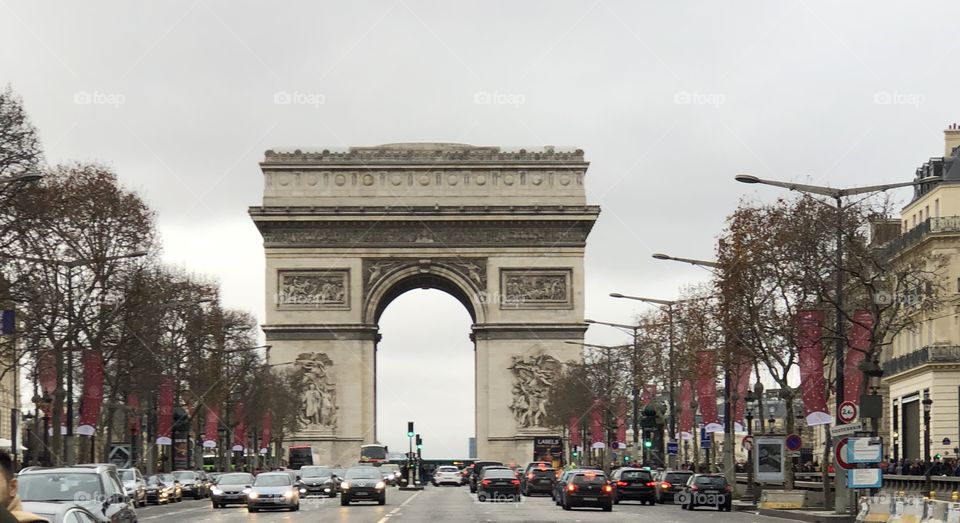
[610,467,656,505]
[21,501,102,523]
[553,469,576,504]
[298,466,340,497]
[340,466,387,506]
[560,470,613,512]
[247,472,300,512]
[17,466,138,523]
[476,468,520,502]
[654,470,693,503]
[520,463,555,496]
[679,474,732,511]
[144,475,172,505]
[210,472,255,508]
[468,461,504,493]
[172,470,206,499]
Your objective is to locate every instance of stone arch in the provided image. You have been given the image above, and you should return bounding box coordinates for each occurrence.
[362,262,487,325]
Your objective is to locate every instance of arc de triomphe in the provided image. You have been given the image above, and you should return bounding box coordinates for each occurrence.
[249,143,600,465]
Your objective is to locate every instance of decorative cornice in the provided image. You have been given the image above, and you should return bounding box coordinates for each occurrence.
[472,323,587,341]
[249,205,600,217]
[263,324,379,341]
[262,144,586,165]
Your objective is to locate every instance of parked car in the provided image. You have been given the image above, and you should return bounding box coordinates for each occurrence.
[679,473,733,511]
[476,468,520,502]
[520,463,555,496]
[380,464,401,486]
[468,462,504,493]
[17,466,138,523]
[247,472,300,512]
[654,469,693,503]
[432,465,461,486]
[172,470,206,499]
[560,470,613,512]
[210,472,255,508]
[144,475,172,505]
[339,466,387,506]
[158,474,182,502]
[21,501,103,523]
[298,466,340,497]
[609,467,655,505]
[119,468,146,507]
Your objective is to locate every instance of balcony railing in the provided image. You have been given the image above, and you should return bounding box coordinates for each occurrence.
[882,345,960,376]
[879,216,960,258]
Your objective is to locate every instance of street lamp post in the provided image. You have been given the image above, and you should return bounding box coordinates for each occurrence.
[735,173,941,513]
[584,320,642,459]
[923,391,933,497]
[745,394,756,504]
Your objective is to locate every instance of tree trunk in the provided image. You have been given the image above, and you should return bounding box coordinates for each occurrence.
[783,393,795,490]
[822,424,832,510]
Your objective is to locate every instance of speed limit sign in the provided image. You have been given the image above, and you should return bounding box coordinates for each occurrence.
[837,401,859,424]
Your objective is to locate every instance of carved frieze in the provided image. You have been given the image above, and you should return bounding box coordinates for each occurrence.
[508,352,563,429]
[294,352,337,430]
[277,270,349,310]
[263,144,586,164]
[363,258,487,301]
[499,269,573,309]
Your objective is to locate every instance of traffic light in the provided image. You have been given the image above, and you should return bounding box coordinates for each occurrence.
[623,454,631,463]
[643,439,653,449]
[935,453,942,460]
[572,448,579,458]
[415,434,423,449]
[407,421,414,438]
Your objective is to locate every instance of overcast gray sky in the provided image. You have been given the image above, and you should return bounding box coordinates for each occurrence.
[3,0,959,458]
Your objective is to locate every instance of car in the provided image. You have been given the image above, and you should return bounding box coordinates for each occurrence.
[144,475,172,505]
[158,474,182,502]
[654,470,693,503]
[172,470,206,499]
[476,468,520,502]
[609,467,656,505]
[560,470,613,512]
[209,472,222,485]
[432,465,461,486]
[679,474,732,511]
[460,467,471,485]
[210,472,254,508]
[246,472,300,512]
[21,501,103,523]
[552,469,576,504]
[520,463,555,496]
[298,466,340,497]
[339,466,387,506]
[468,461,504,493]
[17,466,138,523]
[119,468,146,508]
[379,463,402,486]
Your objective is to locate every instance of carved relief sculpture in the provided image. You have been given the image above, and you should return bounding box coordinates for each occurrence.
[278,270,349,310]
[362,258,487,302]
[500,269,572,309]
[508,353,563,429]
[295,352,337,429]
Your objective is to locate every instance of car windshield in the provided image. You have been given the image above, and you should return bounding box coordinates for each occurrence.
[145,476,162,486]
[160,475,176,482]
[300,467,331,478]
[345,468,382,480]
[695,476,727,487]
[381,465,399,473]
[172,472,195,480]
[621,470,651,480]
[483,470,514,478]
[19,473,102,502]
[217,473,253,485]
[665,472,692,483]
[120,470,136,481]
[254,475,291,487]
[331,469,344,477]
[437,466,458,473]
[574,472,607,485]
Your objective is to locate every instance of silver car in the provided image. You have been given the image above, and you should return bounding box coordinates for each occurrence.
[247,472,300,512]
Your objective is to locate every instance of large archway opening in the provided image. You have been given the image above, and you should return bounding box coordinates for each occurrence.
[376,288,475,459]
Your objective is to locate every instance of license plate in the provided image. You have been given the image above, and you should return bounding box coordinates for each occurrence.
[583,496,597,501]
[355,492,369,496]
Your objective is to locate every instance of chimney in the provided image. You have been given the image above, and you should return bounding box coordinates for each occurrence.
[946,123,960,157]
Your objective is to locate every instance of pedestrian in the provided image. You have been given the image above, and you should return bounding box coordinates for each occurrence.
[0,452,44,522]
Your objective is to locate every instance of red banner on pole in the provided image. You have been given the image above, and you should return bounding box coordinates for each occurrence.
[77,350,103,436]
[590,399,603,446]
[156,376,174,445]
[615,399,627,447]
[232,402,246,451]
[203,405,220,448]
[696,350,722,433]
[679,380,694,440]
[798,310,831,426]
[127,392,140,435]
[732,357,752,432]
[260,411,272,453]
[569,416,581,448]
[845,309,873,404]
[38,350,57,413]
[641,384,657,405]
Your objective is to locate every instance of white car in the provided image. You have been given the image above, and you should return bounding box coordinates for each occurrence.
[433,466,462,486]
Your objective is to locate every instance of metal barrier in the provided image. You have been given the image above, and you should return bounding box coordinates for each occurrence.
[736,473,960,502]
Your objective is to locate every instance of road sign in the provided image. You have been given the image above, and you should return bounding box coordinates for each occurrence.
[741,435,754,451]
[944,438,952,446]
[785,434,802,452]
[847,437,882,464]
[701,432,712,449]
[835,437,853,470]
[847,468,882,489]
[786,450,801,458]
[837,401,859,424]
[830,421,864,436]
[667,441,678,455]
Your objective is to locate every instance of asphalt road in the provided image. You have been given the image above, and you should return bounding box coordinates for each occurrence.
[134,487,804,522]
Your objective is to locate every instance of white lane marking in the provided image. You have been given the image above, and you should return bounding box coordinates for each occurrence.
[376,490,421,523]
[139,506,211,521]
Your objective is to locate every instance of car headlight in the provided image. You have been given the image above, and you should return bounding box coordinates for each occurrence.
[375,481,385,490]
[299,488,306,494]
[394,471,401,477]
[248,491,258,499]
[283,490,294,499]
[340,481,350,490]
[211,488,223,495]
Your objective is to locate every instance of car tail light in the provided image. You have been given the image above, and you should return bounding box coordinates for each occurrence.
[725,485,733,492]
[661,482,672,489]
[566,483,577,492]
[645,481,657,487]
[690,485,699,492]
[527,473,535,480]
[616,481,628,487]
[481,480,491,486]
[603,484,613,493]
[511,479,520,486]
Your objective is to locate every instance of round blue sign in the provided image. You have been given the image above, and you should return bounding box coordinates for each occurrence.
[943,438,951,446]
[785,434,802,451]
